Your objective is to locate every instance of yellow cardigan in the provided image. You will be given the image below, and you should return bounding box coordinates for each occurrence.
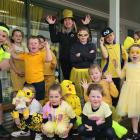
[84,80,119,106]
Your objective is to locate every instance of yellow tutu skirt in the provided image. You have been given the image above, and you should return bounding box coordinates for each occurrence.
[117,81,140,118]
[70,67,90,98]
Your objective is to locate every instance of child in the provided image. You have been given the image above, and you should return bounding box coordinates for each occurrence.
[11,84,43,140]
[37,35,57,95]
[0,22,11,137]
[10,29,26,92]
[46,9,91,79]
[123,31,140,52]
[116,44,140,140]
[70,26,96,99]
[82,64,118,107]
[78,84,116,140]
[42,83,76,139]
[11,35,52,101]
[100,27,128,106]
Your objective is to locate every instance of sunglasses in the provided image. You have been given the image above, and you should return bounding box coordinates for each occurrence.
[78,33,89,37]
[130,50,140,54]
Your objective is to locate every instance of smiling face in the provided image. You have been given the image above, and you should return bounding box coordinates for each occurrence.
[105,32,115,44]
[12,31,23,44]
[89,67,102,83]
[0,30,8,45]
[63,18,74,29]
[28,38,40,53]
[49,89,61,106]
[89,89,103,109]
[129,46,140,63]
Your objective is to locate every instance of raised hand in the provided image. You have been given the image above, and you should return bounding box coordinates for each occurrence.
[46,15,56,24]
[81,79,89,91]
[81,14,91,25]
[100,37,105,46]
[105,74,112,83]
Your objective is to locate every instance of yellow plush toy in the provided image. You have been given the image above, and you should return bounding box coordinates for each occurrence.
[61,80,82,125]
[61,80,82,116]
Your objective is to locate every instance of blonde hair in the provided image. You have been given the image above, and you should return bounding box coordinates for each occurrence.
[88,64,102,74]
[62,20,77,33]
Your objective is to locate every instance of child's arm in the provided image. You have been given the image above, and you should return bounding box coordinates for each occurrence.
[0,59,10,70]
[9,58,24,77]
[105,74,119,97]
[50,51,57,69]
[122,47,128,63]
[100,37,108,59]
[81,79,89,102]
[113,60,126,79]
[43,41,52,62]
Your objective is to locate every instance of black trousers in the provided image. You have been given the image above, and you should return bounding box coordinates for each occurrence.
[78,124,116,140]
[26,80,45,101]
[112,78,121,107]
[60,61,72,80]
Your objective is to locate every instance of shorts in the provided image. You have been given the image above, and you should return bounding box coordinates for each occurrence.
[0,80,3,103]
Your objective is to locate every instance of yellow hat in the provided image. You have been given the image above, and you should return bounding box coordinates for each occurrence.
[61,9,75,23]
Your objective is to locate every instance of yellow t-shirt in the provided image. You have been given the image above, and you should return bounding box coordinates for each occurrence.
[101,43,128,78]
[83,101,112,121]
[18,51,46,83]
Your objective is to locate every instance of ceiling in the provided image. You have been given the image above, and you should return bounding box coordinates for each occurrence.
[65,0,140,24]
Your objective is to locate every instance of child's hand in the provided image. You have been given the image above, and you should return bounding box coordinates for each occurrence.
[112,59,118,68]
[81,14,91,25]
[105,74,112,83]
[81,79,89,91]
[89,49,95,54]
[23,107,29,119]
[100,37,104,46]
[11,111,19,119]
[16,71,25,77]
[84,124,92,131]
[76,53,80,57]
[46,15,56,24]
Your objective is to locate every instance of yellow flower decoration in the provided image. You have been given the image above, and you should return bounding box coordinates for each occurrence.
[32,113,43,124]
[24,89,34,99]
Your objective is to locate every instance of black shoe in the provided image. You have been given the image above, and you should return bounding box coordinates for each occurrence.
[127,132,140,140]
[0,125,10,137]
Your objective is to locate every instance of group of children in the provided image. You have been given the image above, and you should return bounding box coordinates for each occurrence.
[0,8,140,140]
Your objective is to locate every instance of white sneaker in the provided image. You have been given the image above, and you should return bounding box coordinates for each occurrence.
[35,133,42,140]
[11,130,30,137]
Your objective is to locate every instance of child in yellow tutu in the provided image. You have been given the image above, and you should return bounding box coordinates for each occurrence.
[70,26,96,100]
[116,44,140,140]
[42,83,76,139]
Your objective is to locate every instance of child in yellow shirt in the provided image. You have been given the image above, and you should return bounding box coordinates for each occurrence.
[11,36,52,101]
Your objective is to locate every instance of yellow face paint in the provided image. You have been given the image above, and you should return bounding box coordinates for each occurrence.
[130,50,140,55]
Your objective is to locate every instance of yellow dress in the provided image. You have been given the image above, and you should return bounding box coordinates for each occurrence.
[117,62,140,117]
[10,45,25,91]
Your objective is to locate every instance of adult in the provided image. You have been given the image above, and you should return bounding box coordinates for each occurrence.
[46,9,91,79]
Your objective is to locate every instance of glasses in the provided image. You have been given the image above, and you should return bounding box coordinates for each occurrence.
[78,33,89,37]
[130,50,140,54]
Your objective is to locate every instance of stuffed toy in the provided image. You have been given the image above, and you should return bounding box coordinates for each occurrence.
[12,90,30,111]
[61,80,82,125]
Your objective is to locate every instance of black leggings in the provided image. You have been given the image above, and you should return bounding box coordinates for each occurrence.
[78,124,116,140]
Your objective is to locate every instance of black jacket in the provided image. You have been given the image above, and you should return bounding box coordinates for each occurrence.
[70,42,96,68]
[49,24,77,63]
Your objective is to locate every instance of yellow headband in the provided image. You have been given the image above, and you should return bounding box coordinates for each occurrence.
[0,26,9,36]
